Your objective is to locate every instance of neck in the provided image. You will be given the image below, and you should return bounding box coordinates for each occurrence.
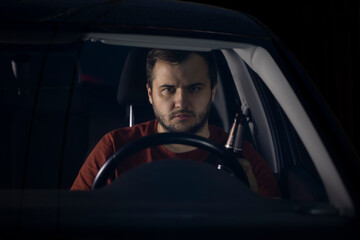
[157,122,210,153]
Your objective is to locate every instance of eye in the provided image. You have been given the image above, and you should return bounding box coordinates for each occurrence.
[162,87,175,94]
[189,86,201,93]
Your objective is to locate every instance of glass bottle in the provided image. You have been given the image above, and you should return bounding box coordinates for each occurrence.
[225,112,246,158]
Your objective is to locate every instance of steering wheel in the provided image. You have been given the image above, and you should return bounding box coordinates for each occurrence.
[92,132,249,189]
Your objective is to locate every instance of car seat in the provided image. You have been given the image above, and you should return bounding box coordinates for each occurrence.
[117,48,154,126]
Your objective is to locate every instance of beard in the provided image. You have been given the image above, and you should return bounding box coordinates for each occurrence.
[152,98,212,134]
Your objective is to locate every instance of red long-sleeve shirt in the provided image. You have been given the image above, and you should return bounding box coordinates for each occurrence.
[71,120,281,198]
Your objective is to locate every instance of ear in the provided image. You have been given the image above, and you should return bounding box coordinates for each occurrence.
[146,83,153,104]
[211,84,217,102]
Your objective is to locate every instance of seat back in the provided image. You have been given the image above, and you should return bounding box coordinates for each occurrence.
[117,48,154,126]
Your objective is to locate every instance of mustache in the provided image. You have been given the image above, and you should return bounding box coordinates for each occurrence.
[170,109,196,118]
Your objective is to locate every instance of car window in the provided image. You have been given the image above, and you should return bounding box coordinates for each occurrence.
[247,65,328,202]
[0,42,81,189]
[0,41,327,202]
[0,45,45,188]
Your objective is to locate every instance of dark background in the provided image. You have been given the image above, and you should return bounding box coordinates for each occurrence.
[186,0,360,154]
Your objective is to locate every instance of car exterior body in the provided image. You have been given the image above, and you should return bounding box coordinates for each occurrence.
[0,0,359,239]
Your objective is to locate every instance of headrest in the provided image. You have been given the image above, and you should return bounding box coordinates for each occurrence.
[117,48,150,105]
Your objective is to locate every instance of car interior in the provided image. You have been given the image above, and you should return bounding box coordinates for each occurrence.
[0,36,331,206]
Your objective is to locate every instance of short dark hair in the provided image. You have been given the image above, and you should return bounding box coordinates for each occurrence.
[146,49,217,89]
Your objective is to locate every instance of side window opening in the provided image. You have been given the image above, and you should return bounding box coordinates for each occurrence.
[0,42,83,189]
[0,45,46,189]
[247,65,328,202]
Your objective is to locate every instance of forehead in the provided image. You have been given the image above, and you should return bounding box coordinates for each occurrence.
[152,54,210,86]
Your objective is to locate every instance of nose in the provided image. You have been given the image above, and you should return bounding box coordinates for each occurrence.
[174,88,189,109]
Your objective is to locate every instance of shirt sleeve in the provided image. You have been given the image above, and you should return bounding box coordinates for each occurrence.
[243,141,282,198]
[70,133,116,191]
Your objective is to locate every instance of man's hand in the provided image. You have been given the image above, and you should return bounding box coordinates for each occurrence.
[237,158,259,193]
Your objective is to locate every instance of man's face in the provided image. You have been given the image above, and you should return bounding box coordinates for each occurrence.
[147,53,216,134]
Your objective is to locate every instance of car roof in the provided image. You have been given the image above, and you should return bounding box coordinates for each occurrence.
[0,0,271,43]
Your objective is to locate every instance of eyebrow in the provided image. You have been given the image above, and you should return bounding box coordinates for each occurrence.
[159,84,175,88]
[159,83,205,88]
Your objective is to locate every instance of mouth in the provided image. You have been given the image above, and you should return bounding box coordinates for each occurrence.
[171,111,194,120]
[174,113,192,120]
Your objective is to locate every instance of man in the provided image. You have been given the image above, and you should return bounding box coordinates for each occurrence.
[71,49,281,198]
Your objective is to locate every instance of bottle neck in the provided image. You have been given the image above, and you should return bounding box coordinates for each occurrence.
[225,112,245,158]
